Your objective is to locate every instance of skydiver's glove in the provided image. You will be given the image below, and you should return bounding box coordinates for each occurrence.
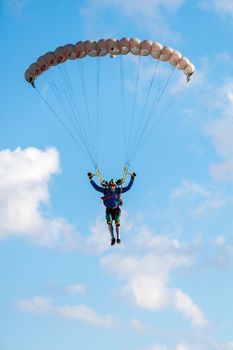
[116,179,123,186]
[87,172,93,180]
[101,180,109,188]
[131,172,136,180]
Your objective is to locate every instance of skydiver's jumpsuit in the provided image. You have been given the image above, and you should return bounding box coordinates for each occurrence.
[90,178,134,240]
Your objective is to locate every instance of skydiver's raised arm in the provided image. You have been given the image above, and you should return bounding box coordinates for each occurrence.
[90,179,104,193]
[87,172,104,193]
[121,173,136,193]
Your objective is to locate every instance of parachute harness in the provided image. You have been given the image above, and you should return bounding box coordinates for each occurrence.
[88,166,129,207]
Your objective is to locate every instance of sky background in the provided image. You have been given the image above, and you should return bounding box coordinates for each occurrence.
[1,1,233,349]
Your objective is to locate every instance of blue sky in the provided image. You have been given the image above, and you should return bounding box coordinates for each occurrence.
[1,1,233,349]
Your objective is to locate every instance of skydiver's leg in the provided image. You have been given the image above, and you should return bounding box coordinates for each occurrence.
[108,224,116,245]
[115,208,121,244]
[116,223,121,244]
[106,210,115,246]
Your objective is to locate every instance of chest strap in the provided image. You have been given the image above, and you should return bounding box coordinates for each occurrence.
[101,193,121,201]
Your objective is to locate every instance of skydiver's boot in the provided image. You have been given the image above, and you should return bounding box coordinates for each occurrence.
[116,224,121,244]
[108,224,115,246]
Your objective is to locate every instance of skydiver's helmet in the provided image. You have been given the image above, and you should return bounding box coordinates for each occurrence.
[109,179,116,191]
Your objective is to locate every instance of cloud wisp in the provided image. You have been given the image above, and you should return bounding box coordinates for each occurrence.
[64,284,87,296]
[213,235,233,267]
[4,0,28,16]
[17,296,116,328]
[200,0,233,19]
[170,180,226,217]
[147,339,233,350]
[81,0,185,42]
[204,81,233,182]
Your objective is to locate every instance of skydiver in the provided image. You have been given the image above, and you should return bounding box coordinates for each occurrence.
[87,172,136,246]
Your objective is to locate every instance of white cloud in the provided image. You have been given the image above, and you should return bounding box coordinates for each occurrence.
[213,235,225,246]
[81,0,185,42]
[133,227,182,251]
[0,147,78,248]
[212,235,233,267]
[222,343,233,350]
[215,52,231,64]
[191,54,233,169]
[212,341,233,350]
[81,211,133,254]
[176,343,191,350]
[96,0,184,17]
[17,296,53,314]
[171,181,211,199]
[58,304,116,328]
[123,273,170,310]
[170,180,225,217]
[17,296,116,328]
[129,318,148,333]
[83,216,110,253]
[147,340,233,350]
[100,228,207,328]
[210,158,233,182]
[206,113,233,159]
[5,0,28,16]
[205,81,233,182]
[200,0,233,18]
[173,289,208,327]
[192,198,225,217]
[64,284,87,296]
[149,344,167,350]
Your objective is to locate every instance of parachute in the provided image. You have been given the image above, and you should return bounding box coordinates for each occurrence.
[24,38,195,181]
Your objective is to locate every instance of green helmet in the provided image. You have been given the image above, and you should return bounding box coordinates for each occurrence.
[109,179,116,186]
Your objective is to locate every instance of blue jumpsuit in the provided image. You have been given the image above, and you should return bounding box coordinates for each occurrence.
[90,178,134,224]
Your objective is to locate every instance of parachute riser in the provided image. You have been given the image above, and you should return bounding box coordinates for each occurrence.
[95,167,103,184]
[90,165,131,188]
[120,165,129,185]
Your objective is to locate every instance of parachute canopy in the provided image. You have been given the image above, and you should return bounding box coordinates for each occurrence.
[25,38,195,170]
[25,38,195,83]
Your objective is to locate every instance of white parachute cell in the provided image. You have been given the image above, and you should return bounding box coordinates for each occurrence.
[28,63,41,77]
[184,63,195,77]
[106,38,120,58]
[36,56,49,72]
[54,46,67,64]
[118,38,130,54]
[159,47,173,61]
[44,51,57,66]
[140,40,153,56]
[96,39,108,56]
[176,57,189,70]
[151,42,163,59]
[24,69,34,83]
[130,38,141,55]
[85,40,98,57]
[75,41,87,58]
[63,44,76,59]
[169,50,182,66]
